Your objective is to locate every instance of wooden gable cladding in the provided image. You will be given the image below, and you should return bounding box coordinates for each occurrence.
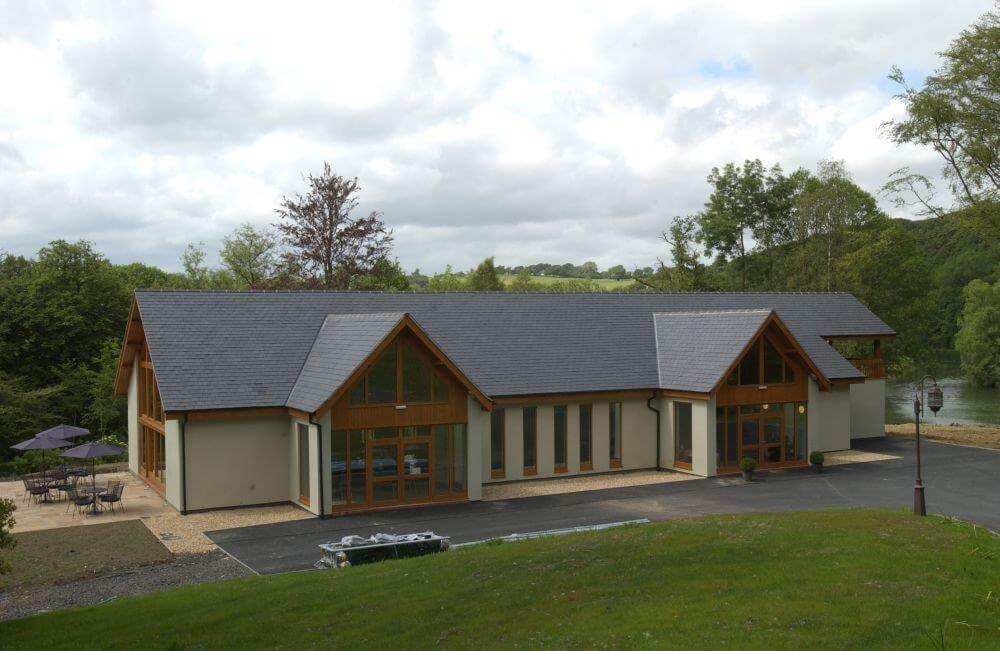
[114,297,146,396]
[714,320,810,407]
[326,327,471,430]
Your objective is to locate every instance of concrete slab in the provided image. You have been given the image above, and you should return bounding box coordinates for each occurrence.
[206,438,1000,575]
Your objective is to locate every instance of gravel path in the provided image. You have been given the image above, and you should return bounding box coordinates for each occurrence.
[0,551,253,622]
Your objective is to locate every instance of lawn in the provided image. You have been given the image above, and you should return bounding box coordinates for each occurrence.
[1,509,998,648]
[0,520,173,592]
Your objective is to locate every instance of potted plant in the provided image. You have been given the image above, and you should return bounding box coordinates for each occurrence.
[809,451,825,473]
[740,456,756,481]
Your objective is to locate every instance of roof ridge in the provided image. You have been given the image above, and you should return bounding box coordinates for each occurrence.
[134,289,856,296]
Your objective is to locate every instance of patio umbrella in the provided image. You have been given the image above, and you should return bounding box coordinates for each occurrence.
[10,436,72,475]
[36,424,91,441]
[60,442,125,492]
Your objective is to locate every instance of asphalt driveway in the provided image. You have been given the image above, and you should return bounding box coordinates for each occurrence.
[207,437,999,574]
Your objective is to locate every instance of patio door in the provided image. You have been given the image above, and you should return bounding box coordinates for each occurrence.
[140,425,165,493]
[366,427,433,506]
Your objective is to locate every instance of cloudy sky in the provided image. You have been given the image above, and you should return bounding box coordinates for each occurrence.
[0,0,990,274]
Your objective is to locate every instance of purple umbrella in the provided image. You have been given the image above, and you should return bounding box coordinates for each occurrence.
[36,424,91,441]
[60,442,125,494]
[10,436,72,475]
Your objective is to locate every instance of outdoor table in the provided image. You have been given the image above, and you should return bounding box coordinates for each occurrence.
[80,485,108,515]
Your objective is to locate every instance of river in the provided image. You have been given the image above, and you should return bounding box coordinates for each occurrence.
[886,377,999,426]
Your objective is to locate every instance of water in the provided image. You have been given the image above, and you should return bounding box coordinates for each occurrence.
[886,377,1000,426]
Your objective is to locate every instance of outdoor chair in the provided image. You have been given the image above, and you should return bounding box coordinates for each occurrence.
[19,475,34,503]
[66,487,94,517]
[26,478,51,504]
[99,480,125,513]
[54,474,79,503]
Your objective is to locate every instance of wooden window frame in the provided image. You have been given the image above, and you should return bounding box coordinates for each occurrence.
[674,401,693,470]
[553,405,567,473]
[609,401,622,469]
[348,336,452,408]
[297,423,311,506]
[490,408,506,479]
[522,407,538,476]
[579,403,593,471]
[726,331,800,388]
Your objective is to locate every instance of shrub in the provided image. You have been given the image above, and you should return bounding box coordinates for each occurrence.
[0,497,16,575]
[810,451,825,465]
[740,457,756,472]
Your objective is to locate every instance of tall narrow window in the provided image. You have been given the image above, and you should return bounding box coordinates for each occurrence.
[675,402,693,469]
[739,341,761,386]
[490,408,505,479]
[366,345,397,403]
[763,337,783,384]
[579,404,593,471]
[331,430,347,506]
[297,423,311,506]
[609,402,622,468]
[553,405,567,473]
[523,407,537,475]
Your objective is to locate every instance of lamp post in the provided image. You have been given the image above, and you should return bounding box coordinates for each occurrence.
[912,376,943,516]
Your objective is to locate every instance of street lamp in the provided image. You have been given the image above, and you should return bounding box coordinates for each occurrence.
[912,376,943,516]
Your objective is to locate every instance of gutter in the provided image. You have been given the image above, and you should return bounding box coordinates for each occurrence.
[646,391,661,471]
[179,414,188,515]
[310,413,325,519]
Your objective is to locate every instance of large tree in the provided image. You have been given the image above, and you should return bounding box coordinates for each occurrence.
[467,257,505,291]
[884,8,999,236]
[955,277,1000,387]
[220,223,278,288]
[275,163,393,289]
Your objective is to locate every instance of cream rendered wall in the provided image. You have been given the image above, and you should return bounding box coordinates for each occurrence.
[164,418,182,510]
[659,397,674,469]
[289,417,321,516]
[808,379,852,452]
[850,379,885,439]
[466,396,485,501]
[127,358,139,474]
[184,415,291,511]
[692,398,716,477]
[483,398,659,483]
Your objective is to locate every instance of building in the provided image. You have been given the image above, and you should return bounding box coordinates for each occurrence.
[114,291,892,515]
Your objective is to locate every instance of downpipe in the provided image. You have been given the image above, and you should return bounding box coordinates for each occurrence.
[647,391,661,471]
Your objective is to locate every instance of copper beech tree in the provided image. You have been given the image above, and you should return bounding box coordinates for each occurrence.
[274,163,393,289]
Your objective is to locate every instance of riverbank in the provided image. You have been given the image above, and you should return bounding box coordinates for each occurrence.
[885,423,1000,450]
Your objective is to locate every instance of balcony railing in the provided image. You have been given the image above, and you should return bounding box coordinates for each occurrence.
[848,357,884,380]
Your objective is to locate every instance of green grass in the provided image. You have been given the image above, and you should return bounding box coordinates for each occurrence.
[2,509,998,648]
[500,274,633,289]
[0,520,172,592]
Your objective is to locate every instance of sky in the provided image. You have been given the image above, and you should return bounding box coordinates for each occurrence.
[0,0,991,274]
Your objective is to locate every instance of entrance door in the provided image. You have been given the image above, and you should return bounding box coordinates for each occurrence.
[365,426,434,506]
[140,425,165,493]
[740,413,783,467]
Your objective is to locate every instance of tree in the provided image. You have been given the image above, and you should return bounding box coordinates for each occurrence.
[578,261,600,279]
[275,163,393,289]
[606,265,628,280]
[695,159,780,289]
[181,242,209,287]
[0,371,63,454]
[0,497,14,575]
[508,269,543,291]
[884,9,999,234]
[955,277,1000,387]
[220,224,278,288]
[349,257,411,291]
[83,338,127,440]
[467,257,504,291]
[795,161,882,291]
[426,265,466,292]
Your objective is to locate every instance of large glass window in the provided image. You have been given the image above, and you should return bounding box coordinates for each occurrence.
[347,337,451,406]
[523,407,537,474]
[729,334,798,388]
[348,429,366,505]
[764,338,783,384]
[609,402,622,467]
[739,341,761,385]
[331,429,347,506]
[490,408,505,478]
[553,405,567,472]
[675,402,693,467]
[579,404,593,470]
[452,424,467,493]
[297,423,310,505]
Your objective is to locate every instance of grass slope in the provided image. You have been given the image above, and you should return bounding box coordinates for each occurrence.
[2,509,998,648]
[499,274,633,289]
[1,520,172,592]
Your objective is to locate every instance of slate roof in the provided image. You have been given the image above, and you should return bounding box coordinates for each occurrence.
[286,312,405,413]
[653,310,772,393]
[134,291,894,412]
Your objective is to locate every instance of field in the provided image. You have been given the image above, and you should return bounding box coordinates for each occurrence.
[500,274,634,290]
[2,509,998,648]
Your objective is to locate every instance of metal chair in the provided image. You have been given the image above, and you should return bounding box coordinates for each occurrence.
[99,480,125,513]
[26,478,51,504]
[67,487,94,517]
[54,474,79,503]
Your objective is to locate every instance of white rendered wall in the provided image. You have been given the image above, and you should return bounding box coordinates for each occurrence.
[808,379,852,452]
[850,379,886,439]
[164,418,182,510]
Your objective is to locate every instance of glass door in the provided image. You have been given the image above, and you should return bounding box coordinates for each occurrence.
[368,428,401,505]
[739,409,784,467]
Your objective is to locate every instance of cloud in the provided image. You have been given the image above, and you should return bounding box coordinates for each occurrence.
[0,0,991,272]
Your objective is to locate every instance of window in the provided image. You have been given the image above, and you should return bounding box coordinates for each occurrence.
[523,407,537,475]
[728,334,799,387]
[579,404,593,471]
[674,402,693,468]
[297,423,310,505]
[553,405,567,473]
[490,408,505,479]
[715,406,739,469]
[609,402,622,468]
[347,337,451,406]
